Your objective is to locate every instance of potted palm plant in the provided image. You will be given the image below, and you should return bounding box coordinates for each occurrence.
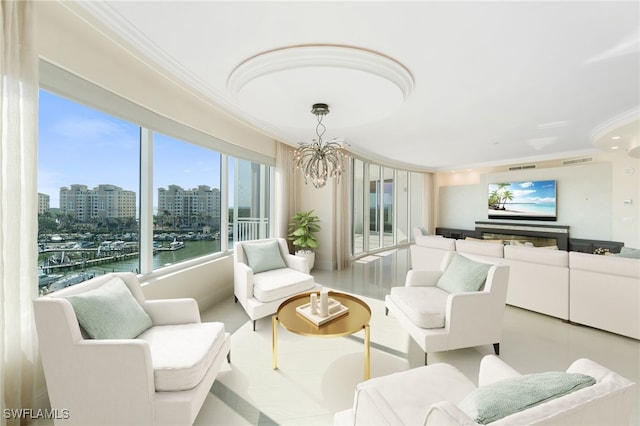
[287,210,321,270]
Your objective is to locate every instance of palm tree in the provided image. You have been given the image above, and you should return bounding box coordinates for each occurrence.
[500,190,514,209]
[488,189,501,209]
[489,183,510,209]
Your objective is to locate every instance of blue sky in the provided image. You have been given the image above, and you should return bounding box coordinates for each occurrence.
[38,90,223,209]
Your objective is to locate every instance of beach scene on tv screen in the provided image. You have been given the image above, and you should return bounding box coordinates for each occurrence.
[488,180,556,218]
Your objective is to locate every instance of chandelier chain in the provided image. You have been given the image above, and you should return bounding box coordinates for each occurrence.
[315,113,326,144]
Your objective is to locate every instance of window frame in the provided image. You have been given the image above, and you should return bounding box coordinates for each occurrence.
[39,60,275,278]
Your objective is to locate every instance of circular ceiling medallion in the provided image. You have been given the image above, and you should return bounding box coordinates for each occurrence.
[227,45,414,129]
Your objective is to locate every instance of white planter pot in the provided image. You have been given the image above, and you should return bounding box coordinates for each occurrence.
[295,250,315,270]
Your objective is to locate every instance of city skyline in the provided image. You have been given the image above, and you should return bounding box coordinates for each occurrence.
[38,89,224,211]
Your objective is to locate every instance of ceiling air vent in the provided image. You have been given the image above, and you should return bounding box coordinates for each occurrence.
[508,164,536,171]
[562,157,593,166]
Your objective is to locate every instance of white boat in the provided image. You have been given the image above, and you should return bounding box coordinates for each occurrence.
[154,239,185,251]
[38,269,63,288]
[47,272,95,292]
[169,240,185,250]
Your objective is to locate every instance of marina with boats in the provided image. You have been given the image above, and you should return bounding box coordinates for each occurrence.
[38,232,220,294]
[37,217,262,294]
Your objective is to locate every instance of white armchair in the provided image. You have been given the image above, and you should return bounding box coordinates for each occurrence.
[385,252,509,364]
[334,355,637,425]
[234,238,316,330]
[33,272,231,426]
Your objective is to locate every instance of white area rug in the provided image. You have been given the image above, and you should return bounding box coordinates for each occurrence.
[200,295,411,425]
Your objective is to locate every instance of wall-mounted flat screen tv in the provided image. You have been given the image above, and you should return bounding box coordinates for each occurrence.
[488,180,557,221]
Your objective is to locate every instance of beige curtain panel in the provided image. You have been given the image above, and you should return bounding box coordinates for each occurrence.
[0,1,41,424]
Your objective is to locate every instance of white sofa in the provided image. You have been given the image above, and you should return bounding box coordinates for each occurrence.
[33,272,231,426]
[334,355,637,425]
[455,241,571,320]
[233,238,316,330]
[502,245,570,320]
[410,235,456,270]
[455,239,505,260]
[569,252,640,340]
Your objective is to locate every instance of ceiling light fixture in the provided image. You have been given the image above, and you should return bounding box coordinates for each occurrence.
[293,103,347,189]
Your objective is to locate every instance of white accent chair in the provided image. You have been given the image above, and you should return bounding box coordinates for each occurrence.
[234,238,316,330]
[334,355,637,425]
[33,272,231,426]
[385,252,509,364]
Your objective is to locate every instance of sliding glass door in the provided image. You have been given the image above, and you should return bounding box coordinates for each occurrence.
[369,164,381,250]
[382,167,394,248]
[352,159,365,256]
[351,158,425,257]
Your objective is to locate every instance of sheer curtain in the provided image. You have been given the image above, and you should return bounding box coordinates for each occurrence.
[0,1,40,423]
[333,156,352,270]
[274,141,297,240]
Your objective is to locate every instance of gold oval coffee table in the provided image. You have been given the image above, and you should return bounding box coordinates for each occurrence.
[272,290,372,379]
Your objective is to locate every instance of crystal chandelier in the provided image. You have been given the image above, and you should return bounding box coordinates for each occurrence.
[293,103,346,188]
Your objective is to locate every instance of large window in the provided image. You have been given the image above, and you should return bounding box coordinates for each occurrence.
[228,157,271,242]
[351,158,424,256]
[369,164,381,251]
[352,159,365,255]
[153,133,223,268]
[37,82,273,293]
[38,90,140,292]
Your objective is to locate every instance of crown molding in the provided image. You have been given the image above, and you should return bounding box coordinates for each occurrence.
[68,1,287,139]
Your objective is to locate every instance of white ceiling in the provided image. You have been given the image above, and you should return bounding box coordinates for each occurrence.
[74,1,639,171]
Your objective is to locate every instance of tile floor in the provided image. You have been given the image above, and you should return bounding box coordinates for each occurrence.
[31,247,638,425]
[197,247,640,425]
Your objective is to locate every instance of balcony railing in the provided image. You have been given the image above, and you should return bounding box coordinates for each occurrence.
[231,217,269,242]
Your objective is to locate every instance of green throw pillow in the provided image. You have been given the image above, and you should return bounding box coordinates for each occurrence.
[436,254,492,293]
[458,372,596,424]
[65,276,153,339]
[616,247,640,259]
[242,240,287,273]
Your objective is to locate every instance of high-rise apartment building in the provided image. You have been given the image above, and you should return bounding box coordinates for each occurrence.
[38,193,50,214]
[157,185,221,230]
[59,184,136,222]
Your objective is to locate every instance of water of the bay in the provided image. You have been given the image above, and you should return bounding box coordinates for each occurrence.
[41,240,222,277]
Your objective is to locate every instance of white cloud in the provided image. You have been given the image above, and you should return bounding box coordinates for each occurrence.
[512,189,536,197]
